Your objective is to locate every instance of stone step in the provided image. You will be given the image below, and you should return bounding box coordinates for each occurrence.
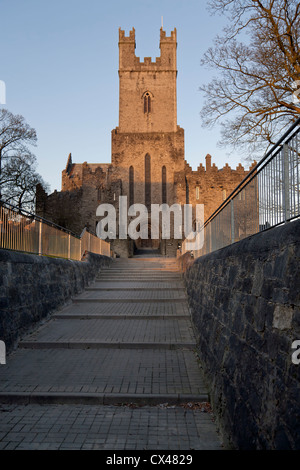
[19,341,197,350]
[87,279,184,289]
[98,270,181,274]
[74,291,187,302]
[54,301,190,318]
[0,348,208,404]
[95,273,182,282]
[72,297,187,303]
[86,287,185,291]
[54,313,190,320]
[97,277,182,280]
[19,318,196,347]
[0,391,209,406]
[101,265,180,269]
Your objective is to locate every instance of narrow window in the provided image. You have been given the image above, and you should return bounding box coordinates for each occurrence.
[196,186,200,200]
[162,166,167,204]
[222,189,227,200]
[144,92,151,114]
[185,177,189,204]
[129,166,134,207]
[145,154,151,210]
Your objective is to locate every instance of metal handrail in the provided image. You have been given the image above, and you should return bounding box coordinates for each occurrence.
[204,116,300,228]
[181,115,300,258]
[0,200,111,260]
[0,199,80,237]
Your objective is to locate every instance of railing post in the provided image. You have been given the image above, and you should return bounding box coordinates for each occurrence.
[231,199,235,244]
[38,220,42,256]
[282,143,290,223]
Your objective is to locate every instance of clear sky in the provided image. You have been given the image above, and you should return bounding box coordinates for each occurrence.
[0,0,254,193]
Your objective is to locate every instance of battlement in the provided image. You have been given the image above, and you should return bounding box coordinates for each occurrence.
[188,155,254,176]
[119,27,135,42]
[160,27,177,42]
[119,27,177,70]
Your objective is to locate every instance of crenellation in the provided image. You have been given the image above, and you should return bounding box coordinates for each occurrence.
[119,27,177,72]
[160,27,177,42]
[236,163,245,171]
[119,27,135,42]
[223,163,231,170]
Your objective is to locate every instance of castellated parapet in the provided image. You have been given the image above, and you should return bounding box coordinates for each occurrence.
[119,27,177,71]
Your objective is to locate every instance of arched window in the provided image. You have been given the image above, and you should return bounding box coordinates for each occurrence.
[145,154,151,210]
[129,166,134,207]
[144,92,151,114]
[162,166,167,204]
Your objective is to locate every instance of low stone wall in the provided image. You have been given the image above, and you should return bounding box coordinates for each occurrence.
[0,250,111,353]
[183,220,300,449]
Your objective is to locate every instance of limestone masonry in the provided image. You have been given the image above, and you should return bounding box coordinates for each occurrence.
[36,27,256,257]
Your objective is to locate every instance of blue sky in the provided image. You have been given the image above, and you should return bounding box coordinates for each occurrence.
[0,0,253,193]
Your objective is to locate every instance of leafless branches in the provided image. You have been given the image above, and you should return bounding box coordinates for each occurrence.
[200,0,300,158]
[0,108,48,210]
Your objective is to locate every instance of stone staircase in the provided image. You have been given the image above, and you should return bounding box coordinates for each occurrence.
[0,256,223,449]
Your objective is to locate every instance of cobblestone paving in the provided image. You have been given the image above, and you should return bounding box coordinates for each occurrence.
[0,257,223,450]
[19,318,196,345]
[0,404,222,450]
[54,301,190,318]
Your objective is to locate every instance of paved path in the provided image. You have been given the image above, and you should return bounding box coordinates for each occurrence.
[0,257,223,450]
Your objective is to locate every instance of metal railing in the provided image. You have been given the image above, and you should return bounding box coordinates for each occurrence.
[182,116,300,259]
[0,200,111,260]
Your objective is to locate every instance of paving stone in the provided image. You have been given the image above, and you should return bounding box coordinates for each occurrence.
[0,404,223,450]
[0,256,223,450]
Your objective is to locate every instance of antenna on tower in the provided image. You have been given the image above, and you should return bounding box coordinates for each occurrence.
[161,16,163,28]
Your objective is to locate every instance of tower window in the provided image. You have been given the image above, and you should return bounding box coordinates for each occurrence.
[162,166,167,204]
[196,186,200,200]
[129,166,134,206]
[144,92,151,114]
[145,154,151,210]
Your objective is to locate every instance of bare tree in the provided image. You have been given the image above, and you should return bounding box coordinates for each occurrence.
[200,0,300,159]
[0,108,37,199]
[0,152,49,211]
[0,108,49,210]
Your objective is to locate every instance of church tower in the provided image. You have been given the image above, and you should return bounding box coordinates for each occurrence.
[118,27,178,133]
[111,27,186,255]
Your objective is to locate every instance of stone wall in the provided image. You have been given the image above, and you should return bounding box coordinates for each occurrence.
[182,220,300,449]
[0,250,111,354]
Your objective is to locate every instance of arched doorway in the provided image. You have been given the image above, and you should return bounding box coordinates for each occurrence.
[134,220,161,254]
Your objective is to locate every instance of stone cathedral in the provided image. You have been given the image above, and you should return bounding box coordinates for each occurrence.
[36,27,255,257]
